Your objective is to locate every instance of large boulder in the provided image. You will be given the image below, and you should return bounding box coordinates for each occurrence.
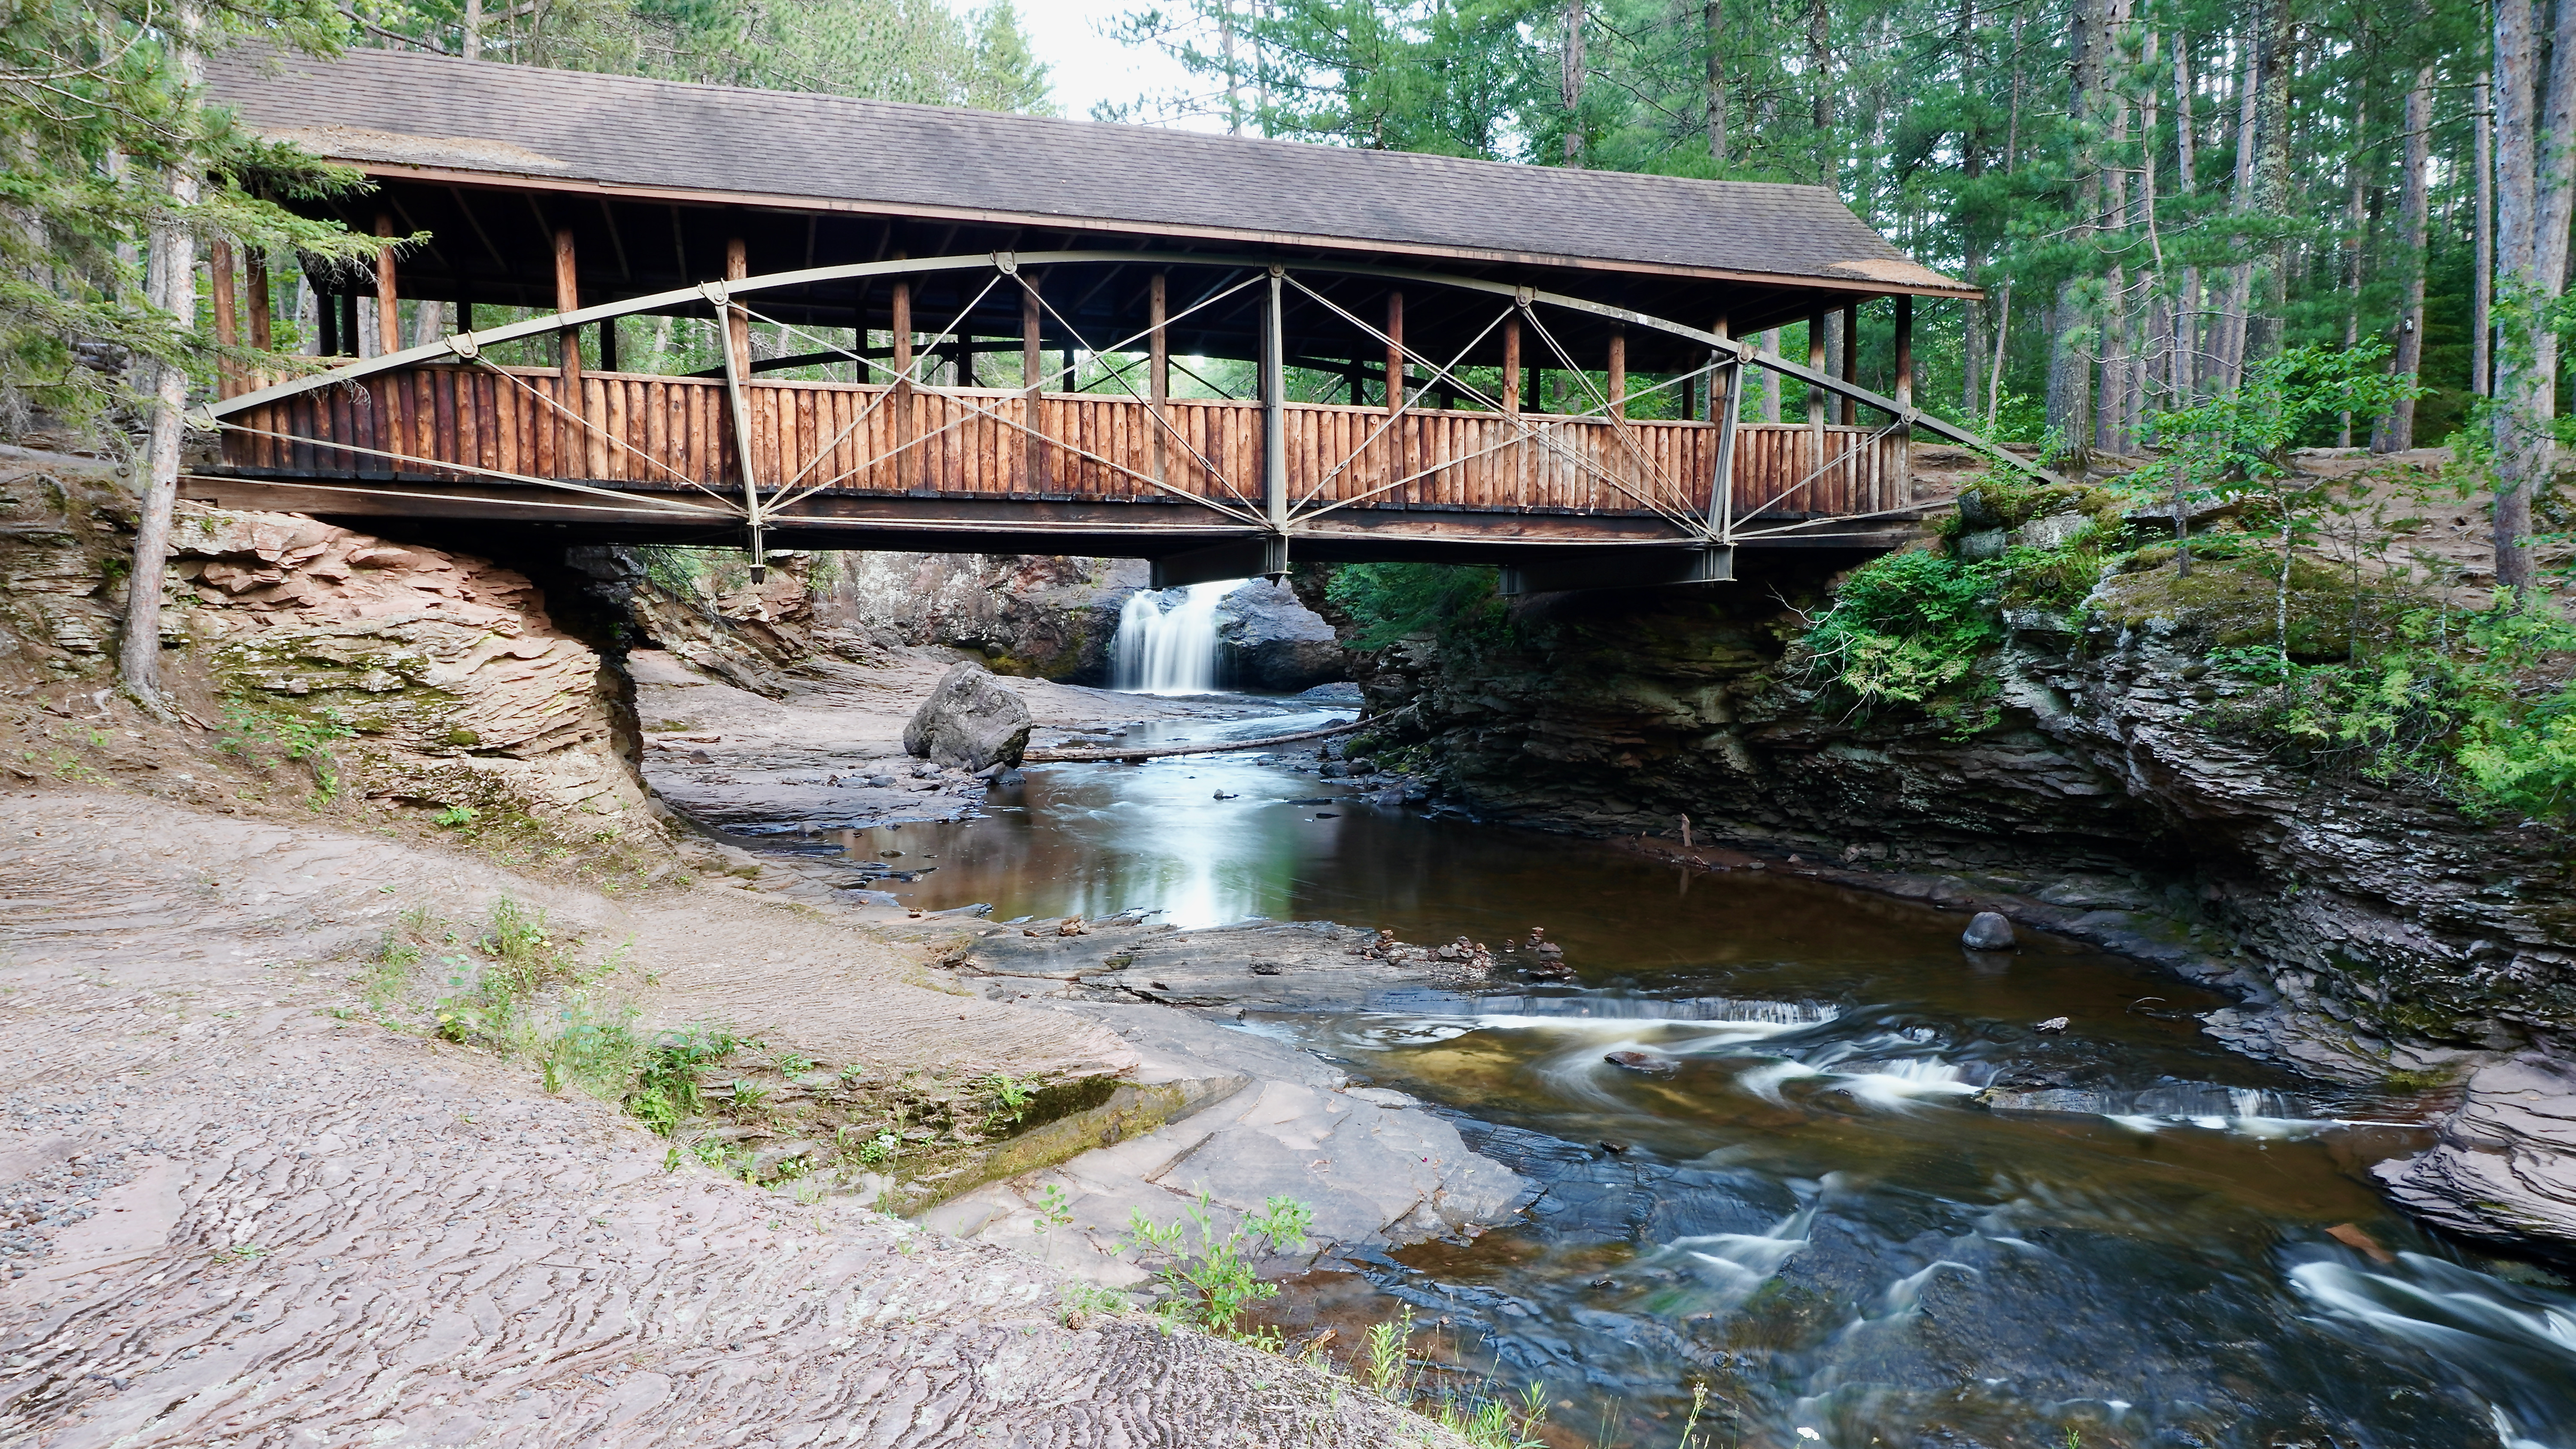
[1215,579,1344,692]
[903,662,1032,770]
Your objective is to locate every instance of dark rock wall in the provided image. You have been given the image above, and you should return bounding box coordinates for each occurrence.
[1344,555,2576,1249]
[838,553,1141,683]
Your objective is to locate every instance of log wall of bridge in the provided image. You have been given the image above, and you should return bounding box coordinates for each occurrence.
[218,363,1905,520]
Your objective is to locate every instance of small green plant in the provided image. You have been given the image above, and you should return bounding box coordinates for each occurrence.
[1058,1283,1127,1328]
[772,1050,817,1077]
[432,805,480,828]
[726,1079,773,1118]
[854,1131,900,1166]
[218,697,358,801]
[1118,1191,1313,1339]
[978,1071,1040,1131]
[1031,1182,1076,1233]
[626,1029,739,1135]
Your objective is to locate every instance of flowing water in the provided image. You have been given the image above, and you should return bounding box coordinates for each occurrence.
[763,708,2576,1449]
[1110,580,1238,694]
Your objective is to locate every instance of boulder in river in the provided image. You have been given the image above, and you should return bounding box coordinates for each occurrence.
[902,662,1033,770]
[1604,1049,1679,1076]
[1215,578,1345,691]
[1961,911,2017,951]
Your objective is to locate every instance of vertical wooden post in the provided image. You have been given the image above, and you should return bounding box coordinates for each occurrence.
[1384,290,1405,414]
[1893,295,1914,503]
[374,214,400,357]
[317,284,340,357]
[1705,313,1729,422]
[717,237,760,581]
[724,236,750,367]
[1606,325,1626,419]
[553,225,580,385]
[1387,289,1409,501]
[208,241,239,398]
[1501,313,1521,415]
[1840,305,1859,426]
[244,249,271,350]
[891,269,915,492]
[1806,309,1827,504]
[1021,274,1044,489]
[1148,270,1169,484]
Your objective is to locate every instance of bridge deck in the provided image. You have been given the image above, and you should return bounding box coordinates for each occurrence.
[211,363,1906,538]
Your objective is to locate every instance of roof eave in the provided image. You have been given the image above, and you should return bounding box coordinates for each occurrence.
[312,155,1980,301]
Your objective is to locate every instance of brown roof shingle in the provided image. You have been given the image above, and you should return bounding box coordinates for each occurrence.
[203,46,1965,294]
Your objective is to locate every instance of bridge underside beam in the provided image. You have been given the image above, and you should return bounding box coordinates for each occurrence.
[179,471,1907,566]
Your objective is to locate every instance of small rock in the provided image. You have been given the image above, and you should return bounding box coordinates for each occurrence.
[1213,790,1237,799]
[1249,961,1282,976]
[1604,1050,1678,1076]
[2034,1016,2070,1033]
[2326,1222,2396,1264]
[1961,911,2017,951]
[1598,1140,1627,1154]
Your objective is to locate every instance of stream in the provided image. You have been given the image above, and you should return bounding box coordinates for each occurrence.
[750,703,2576,1449]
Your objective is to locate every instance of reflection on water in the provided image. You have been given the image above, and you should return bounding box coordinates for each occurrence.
[740,707,2576,1448]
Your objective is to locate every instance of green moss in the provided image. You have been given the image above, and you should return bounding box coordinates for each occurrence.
[444,727,481,747]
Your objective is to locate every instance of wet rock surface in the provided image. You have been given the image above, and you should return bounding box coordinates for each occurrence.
[1212,579,1343,692]
[1343,556,2576,1252]
[0,791,1455,1448]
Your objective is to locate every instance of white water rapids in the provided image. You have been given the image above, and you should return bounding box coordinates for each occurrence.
[1111,581,1240,694]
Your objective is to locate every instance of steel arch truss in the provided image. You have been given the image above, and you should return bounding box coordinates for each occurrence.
[204,250,2052,581]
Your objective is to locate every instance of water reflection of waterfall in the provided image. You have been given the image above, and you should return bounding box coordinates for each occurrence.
[1112,581,1240,694]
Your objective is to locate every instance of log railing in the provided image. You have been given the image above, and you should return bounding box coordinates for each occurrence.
[216,362,1910,522]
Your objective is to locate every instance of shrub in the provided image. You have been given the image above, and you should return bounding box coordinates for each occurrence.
[1119,1191,1314,1340]
[1324,562,1508,651]
[1801,549,2004,725]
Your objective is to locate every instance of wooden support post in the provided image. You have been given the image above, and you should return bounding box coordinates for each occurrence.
[374,214,400,358]
[715,239,761,582]
[1893,295,1914,502]
[1705,313,1731,422]
[1387,289,1409,502]
[1607,325,1626,419]
[553,225,580,386]
[316,284,340,357]
[891,270,915,492]
[208,241,239,398]
[243,249,271,352]
[1022,275,1044,489]
[724,237,750,367]
[1807,309,1828,503]
[1501,313,1521,415]
[1384,290,1405,413]
[1148,270,1169,484]
[1840,305,1859,426]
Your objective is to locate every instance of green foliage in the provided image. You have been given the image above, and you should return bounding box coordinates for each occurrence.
[1324,562,1508,651]
[431,804,480,828]
[626,1030,740,1135]
[1801,549,2004,727]
[2215,595,2576,825]
[977,1071,1039,1131]
[1030,1182,1076,1233]
[217,697,357,801]
[1119,1191,1314,1339]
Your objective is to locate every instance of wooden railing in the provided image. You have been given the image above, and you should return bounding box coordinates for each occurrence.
[216,363,1909,522]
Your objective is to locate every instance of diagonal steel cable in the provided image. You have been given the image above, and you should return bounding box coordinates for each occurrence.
[1517,304,1706,527]
[1284,277,1715,531]
[1732,419,1902,527]
[209,419,737,516]
[1021,273,1269,517]
[469,357,744,510]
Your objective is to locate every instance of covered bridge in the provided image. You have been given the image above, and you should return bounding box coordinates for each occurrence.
[190,46,2021,592]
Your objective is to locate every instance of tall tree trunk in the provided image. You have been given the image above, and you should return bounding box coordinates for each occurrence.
[2045,0,2106,473]
[2489,0,2576,594]
[1563,0,1587,167]
[2375,70,2433,452]
[2473,69,2495,398]
[1808,0,1832,188]
[1760,329,1783,421]
[2217,43,2260,390]
[1704,0,1727,166]
[119,0,201,711]
[2172,32,2200,402]
[2245,0,2295,366]
[1958,0,1985,419]
[2342,97,2369,449]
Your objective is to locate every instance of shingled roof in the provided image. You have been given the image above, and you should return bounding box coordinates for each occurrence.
[203,46,1965,297]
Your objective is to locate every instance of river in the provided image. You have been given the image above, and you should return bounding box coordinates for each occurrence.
[759,704,2576,1449]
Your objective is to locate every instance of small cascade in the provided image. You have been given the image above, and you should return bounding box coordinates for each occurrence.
[1112,581,1238,694]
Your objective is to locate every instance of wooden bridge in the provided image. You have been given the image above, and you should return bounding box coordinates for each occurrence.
[189,50,2037,592]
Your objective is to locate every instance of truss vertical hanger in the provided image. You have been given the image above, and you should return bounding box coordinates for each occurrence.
[709,264,763,583]
[1261,267,1290,579]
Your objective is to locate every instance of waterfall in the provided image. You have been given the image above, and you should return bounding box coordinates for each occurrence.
[1112,581,1237,694]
